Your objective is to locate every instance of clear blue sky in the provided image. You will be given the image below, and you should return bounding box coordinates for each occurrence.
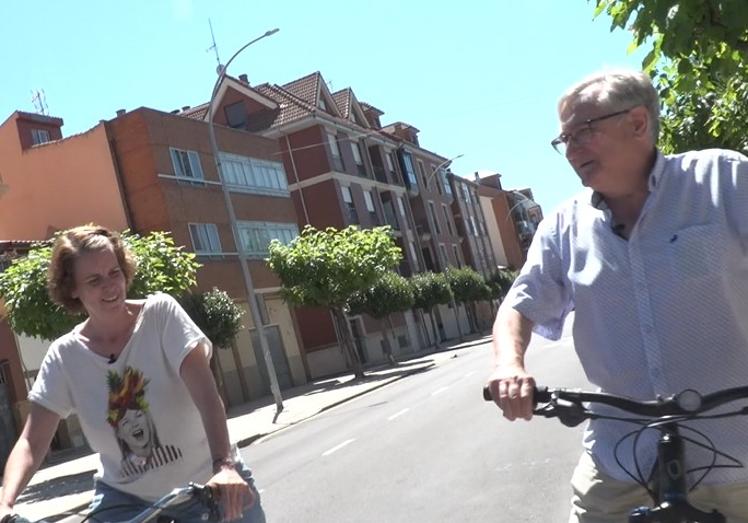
[1,0,646,213]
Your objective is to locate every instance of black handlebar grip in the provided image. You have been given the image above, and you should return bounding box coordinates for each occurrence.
[483,385,550,404]
[483,386,492,401]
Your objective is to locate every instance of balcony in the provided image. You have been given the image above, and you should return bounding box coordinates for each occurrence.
[416,224,431,241]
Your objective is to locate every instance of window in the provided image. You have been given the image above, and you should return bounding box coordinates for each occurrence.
[385,152,395,173]
[170,148,205,182]
[462,183,471,204]
[219,153,288,195]
[428,201,441,235]
[439,244,449,268]
[341,186,358,224]
[397,196,406,217]
[469,216,478,236]
[417,160,428,189]
[363,190,378,223]
[399,152,418,188]
[441,170,453,196]
[453,245,463,268]
[327,132,343,170]
[442,205,454,235]
[352,141,366,176]
[188,223,221,254]
[31,128,50,145]
[224,102,247,128]
[409,241,419,270]
[238,221,299,257]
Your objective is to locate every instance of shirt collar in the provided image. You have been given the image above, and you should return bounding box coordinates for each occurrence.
[588,150,665,210]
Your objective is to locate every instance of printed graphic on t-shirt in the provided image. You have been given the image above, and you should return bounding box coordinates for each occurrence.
[106,366,183,480]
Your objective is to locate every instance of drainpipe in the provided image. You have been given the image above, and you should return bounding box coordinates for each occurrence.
[285,135,310,224]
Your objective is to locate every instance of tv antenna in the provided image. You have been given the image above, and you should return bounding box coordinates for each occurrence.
[207,18,223,75]
[31,89,48,115]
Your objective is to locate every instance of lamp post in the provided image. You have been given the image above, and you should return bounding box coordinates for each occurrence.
[206,28,283,413]
[425,153,464,342]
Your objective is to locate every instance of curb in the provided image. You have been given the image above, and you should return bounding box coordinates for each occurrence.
[235,362,436,448]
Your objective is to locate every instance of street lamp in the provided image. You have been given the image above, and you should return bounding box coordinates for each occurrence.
[206,28,284,413]
[426,153,464,189]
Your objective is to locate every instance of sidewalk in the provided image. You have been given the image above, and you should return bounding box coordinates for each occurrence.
[13,335,491,521]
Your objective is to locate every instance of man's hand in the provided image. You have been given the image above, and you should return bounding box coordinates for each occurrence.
[0,502,14,523]
[207,466,255,521]
[487,365,536,421]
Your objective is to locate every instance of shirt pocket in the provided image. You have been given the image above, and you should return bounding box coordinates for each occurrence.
[670,224,724,279]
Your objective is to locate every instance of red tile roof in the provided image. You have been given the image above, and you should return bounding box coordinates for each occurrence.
[331,88,353,119]
[281,71,322,106]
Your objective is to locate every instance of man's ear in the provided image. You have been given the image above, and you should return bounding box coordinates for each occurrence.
[629,106,650,139]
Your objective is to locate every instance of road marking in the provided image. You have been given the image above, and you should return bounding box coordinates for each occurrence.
[322,438,356,456]
[464,371,476,378]
[387,408,410,421]
[432,386,449,396]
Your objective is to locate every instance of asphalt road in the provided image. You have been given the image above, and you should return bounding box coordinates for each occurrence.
[242,319,592,522]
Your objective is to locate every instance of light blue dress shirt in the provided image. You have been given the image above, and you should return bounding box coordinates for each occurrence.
[506,149,748,484]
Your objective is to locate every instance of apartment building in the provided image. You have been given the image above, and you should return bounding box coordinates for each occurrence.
[449,173,498,277]
[0,88,308,454]
[182,72,424,377]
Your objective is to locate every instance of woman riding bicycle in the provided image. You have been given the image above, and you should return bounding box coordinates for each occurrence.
[0,225,265,522]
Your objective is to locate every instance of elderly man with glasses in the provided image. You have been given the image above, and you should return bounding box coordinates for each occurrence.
[487,69,748,522]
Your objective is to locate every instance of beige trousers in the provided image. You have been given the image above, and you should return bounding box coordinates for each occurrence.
[569,451,748,523]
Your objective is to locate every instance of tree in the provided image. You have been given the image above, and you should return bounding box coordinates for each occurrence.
[593,0,748,152]
[444,267,491,333]
[349,271,415,365]
[409,272,453,350]
[0,230,199,341]
[486,269,519,319]
[267,225,401,378]
[179,288,245,404]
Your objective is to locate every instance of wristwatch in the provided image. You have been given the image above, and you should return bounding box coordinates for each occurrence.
[212,445,241,473]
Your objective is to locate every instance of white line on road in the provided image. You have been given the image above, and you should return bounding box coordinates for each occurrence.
[464,371,476,378]
[387,408,410,421]
[322,438,356,456]
[432,386,449,396]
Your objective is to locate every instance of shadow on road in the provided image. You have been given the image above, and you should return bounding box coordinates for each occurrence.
[16,470,93,505]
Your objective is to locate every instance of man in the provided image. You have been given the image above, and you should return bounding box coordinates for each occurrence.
[487,69,748,522]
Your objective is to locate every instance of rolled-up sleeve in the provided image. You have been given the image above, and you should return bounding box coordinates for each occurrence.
[503,216,573,341]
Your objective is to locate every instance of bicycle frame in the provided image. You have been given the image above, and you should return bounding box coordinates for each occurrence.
[628,424,725,522]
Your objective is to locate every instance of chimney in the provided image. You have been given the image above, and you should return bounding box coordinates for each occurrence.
[239,73,249,85]
[181,106,191,111]
[116,109,126,117]
[474,171,480,183]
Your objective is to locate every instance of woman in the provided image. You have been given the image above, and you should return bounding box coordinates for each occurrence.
[0,225,265,522]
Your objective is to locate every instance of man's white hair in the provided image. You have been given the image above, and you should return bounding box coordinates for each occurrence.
[558,68,660,143]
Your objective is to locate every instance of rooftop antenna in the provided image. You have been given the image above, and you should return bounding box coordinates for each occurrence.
[31,89,48,115]
[207,18,223,75]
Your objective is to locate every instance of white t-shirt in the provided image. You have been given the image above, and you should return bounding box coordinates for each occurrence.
[29,293,214,501]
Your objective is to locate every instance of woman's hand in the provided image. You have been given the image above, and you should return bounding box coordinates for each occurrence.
[0,501,15,523]
[207,465,255,521]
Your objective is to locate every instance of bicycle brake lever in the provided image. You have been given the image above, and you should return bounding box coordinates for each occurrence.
[534,401,589,427]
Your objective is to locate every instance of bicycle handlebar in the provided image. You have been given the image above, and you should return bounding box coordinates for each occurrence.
[483,384,748,417]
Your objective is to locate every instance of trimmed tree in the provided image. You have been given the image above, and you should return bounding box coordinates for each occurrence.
[445,267,491,333]
[348,271,415,365]
[409,272,453,350]
[178,288,245,404]
[267,225,401,379]
[485,269,519,318]
[0,230,199,341]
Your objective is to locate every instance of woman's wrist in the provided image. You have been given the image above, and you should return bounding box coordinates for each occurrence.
[212,457,237,473]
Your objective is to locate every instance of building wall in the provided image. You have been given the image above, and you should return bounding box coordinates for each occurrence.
[0,114,129,238]
[480,194,509,267]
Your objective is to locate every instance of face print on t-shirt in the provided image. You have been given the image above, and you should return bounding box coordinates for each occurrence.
[106,366,183,480]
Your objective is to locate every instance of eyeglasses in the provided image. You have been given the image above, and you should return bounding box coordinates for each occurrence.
[550,109,631,155]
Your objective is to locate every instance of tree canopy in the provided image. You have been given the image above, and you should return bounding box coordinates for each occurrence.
[348,271,414,320]
[267,225,402,310]
[0,230,199,340]
[594,0,748,152]
[178,288,244,349]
